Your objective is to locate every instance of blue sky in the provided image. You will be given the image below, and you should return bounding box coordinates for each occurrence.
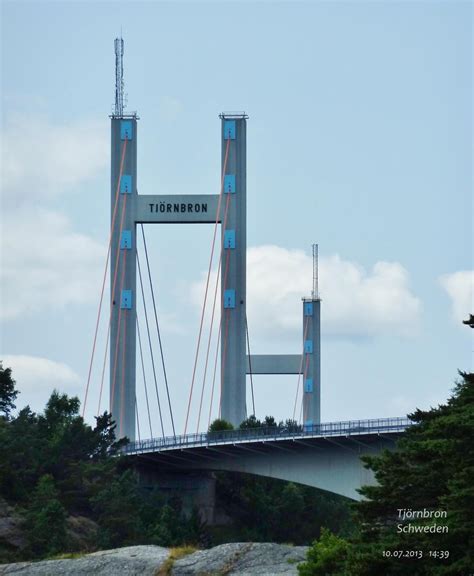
[1,0,472,437]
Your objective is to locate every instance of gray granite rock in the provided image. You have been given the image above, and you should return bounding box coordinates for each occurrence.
[173,542,308,575]
[0,545,169,575]
[0,499,26,550]
[0,542,308,575]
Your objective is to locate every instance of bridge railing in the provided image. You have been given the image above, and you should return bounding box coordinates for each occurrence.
[121,416,412,455]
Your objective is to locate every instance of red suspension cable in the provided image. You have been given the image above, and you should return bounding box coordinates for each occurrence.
[302,353,310,424]
[110,225,128,418]
[183,137,231,435]
[195,192,232,433]
[96,322,110,417]
[207,319,222,429]
[82,139,127,418]
[217,247,232,419]
[119,281,128,437]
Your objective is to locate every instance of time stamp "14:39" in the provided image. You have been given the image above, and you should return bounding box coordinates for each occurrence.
[382,550,450,559]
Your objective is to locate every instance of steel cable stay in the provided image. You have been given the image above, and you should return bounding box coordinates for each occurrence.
[135,395,141,443]
[195,259,221,433]
[136,315,154,439]
[207,318,222,430]
[82,138,128,418]
[136,251,166,439]
[245,316,256,417]
[217,247,232,420]
[195,191,232,433]
[218,310,231,420]
[139,224,176,437]
[184,136,231,435]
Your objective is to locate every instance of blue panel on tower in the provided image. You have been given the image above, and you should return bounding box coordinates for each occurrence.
[304,340,313,354]
[224,174,235,193]
[224,289,235,309]
[121,290,132,309]
[224,120,236,140]
[120,230,132,249]
[120,174,132,194]
[304,379,313,393]
[304,420,314,432]
[121,120,133,140]
[304,302,313,316]
[224,230,236,249]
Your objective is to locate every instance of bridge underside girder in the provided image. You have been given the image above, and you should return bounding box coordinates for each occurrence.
[130,432,401,501]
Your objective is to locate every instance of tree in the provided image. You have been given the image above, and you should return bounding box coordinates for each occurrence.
[298,315,474,574]
[239,414,262,429]
[208,418,234,432]
[26,474,68,557]
[0,363,19,418]
[347,369,474,575]
[298,529,350,576]
[91,469,145,548]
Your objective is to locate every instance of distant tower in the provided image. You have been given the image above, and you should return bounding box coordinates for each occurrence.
[114,37,124,117]
[302,243,321,427]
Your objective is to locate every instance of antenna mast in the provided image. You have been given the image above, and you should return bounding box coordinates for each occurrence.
[114,37,124,117]
[311,243,319,299]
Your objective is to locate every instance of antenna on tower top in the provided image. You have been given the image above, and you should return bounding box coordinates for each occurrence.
[311,243,319,300]
[114,37,125,117]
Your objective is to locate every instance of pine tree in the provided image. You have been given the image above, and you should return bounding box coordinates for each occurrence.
[26,475,68,557]
[0,363,19,419]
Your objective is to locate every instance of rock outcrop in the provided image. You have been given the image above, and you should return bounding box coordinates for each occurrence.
[0,543,308,575]
[0,500,26,552]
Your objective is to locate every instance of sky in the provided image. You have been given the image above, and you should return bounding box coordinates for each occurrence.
[1,0,472,438]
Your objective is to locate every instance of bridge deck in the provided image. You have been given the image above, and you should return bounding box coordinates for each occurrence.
[122,417,411,456]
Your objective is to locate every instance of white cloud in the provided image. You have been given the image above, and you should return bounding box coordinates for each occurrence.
[1,207,106,319]
[1,113,108,206]
[0,113,110,320]
[191,245,422,341]
[1,355,81,414]
[439,270,474,323]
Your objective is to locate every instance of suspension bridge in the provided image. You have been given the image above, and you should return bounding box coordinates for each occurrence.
[81,39,410,511]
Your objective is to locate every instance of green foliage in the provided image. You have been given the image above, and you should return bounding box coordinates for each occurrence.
[0,362,19,418]
[25,474,68,558]
[299,370,474,575]
[351,370,474,575]
[0,364,208,561]
[239,414,261,429]
[91,469,145,548]
[208,418,234,432]
[298,528,350,576]
[214,472,352,544]
[239,415,301,432]
[150,501,205,548]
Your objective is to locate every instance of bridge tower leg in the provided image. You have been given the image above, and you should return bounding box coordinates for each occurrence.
[302,298,321,426]
[220,114,247,427]
[110,116,138,441]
